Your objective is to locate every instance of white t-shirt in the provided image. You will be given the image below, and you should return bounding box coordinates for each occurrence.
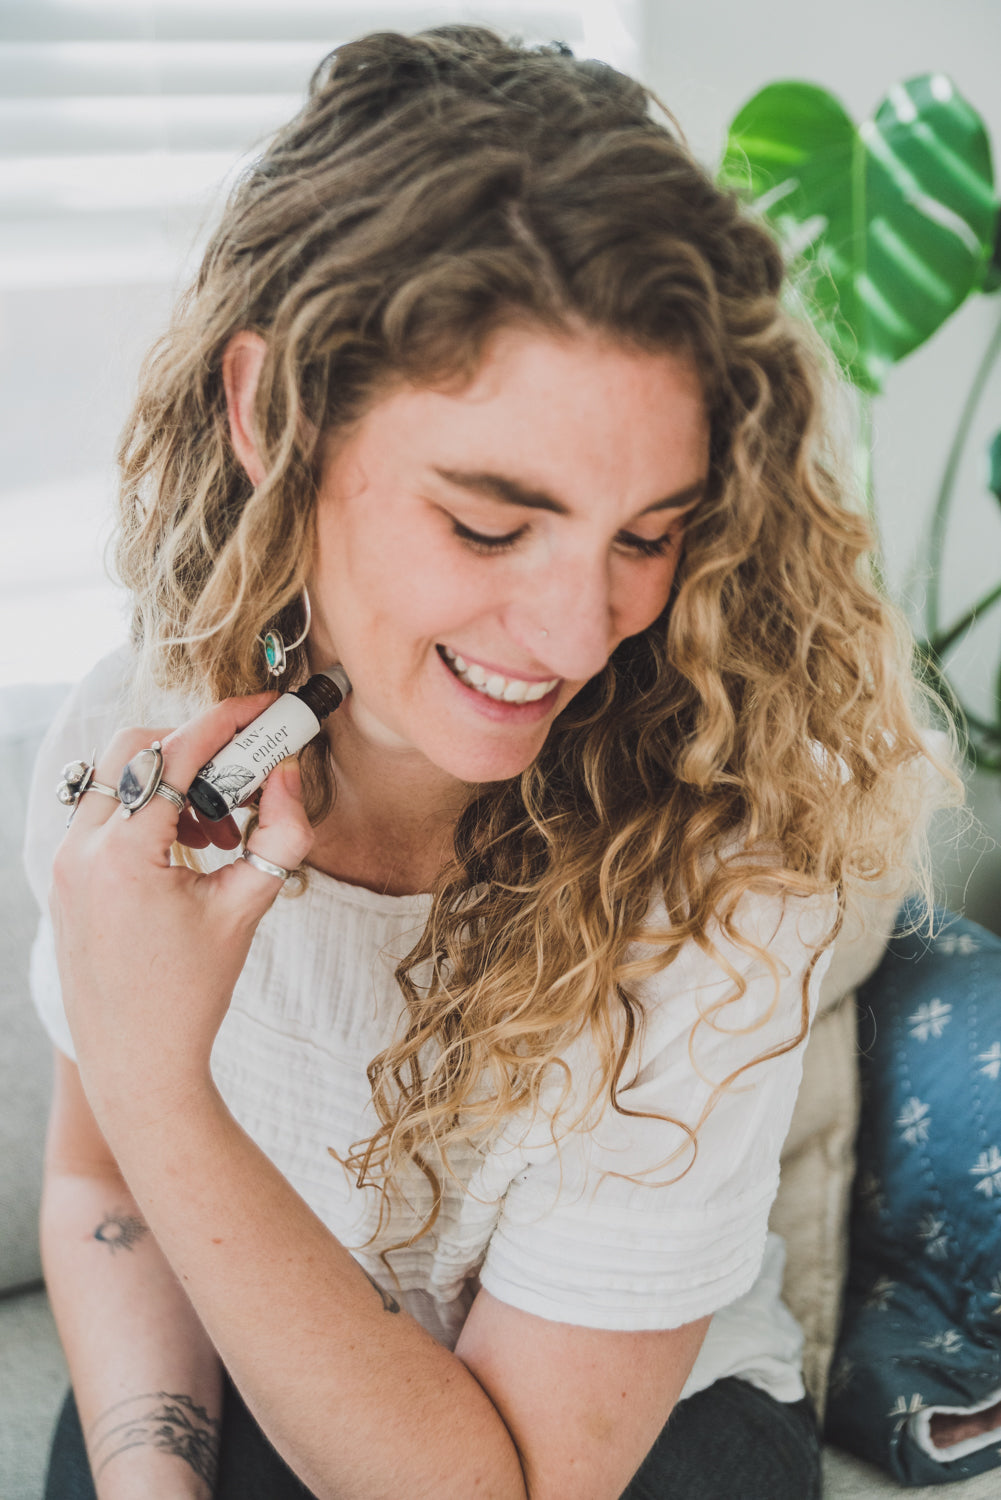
[24,648,835,1404]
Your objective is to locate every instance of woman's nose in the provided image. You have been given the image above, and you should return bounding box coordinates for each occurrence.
[508,556,618,682]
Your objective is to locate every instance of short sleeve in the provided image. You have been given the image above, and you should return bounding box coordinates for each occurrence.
[22,647,135,1060]
[478,888,836,1330]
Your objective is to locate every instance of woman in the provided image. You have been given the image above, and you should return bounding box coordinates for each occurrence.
[27,26,945,1500]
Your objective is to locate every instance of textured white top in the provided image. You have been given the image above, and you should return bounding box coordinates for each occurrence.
[24,649,834,1403]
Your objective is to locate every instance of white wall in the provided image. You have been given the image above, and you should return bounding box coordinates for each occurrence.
[0,280,178,682]
[636,0,1001,924]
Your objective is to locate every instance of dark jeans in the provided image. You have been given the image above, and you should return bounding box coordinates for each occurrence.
[46,1372,821,1499]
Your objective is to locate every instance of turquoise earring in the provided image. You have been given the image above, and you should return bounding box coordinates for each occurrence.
[260,587,311,678]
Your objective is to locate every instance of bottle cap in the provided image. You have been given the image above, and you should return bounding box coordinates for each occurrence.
[318,664,351,700]
[294,665,352,721]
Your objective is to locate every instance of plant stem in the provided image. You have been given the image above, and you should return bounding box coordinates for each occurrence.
[925,304,1001,637]
[928,578,1001,656]
[918,642,1000,747]
[855,391,891,593]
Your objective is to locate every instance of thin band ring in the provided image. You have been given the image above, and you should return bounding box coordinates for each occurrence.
[153,782,187,813]
[241,849,291,882]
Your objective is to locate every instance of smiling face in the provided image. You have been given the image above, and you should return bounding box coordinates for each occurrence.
[307,324,710,786]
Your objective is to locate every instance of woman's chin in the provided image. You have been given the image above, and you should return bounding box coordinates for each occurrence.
[332,691,545,786]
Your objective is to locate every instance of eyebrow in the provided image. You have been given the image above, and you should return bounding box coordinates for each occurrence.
[433,466,706,519]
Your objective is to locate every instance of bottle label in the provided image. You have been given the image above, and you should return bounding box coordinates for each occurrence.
[194,695,320,812]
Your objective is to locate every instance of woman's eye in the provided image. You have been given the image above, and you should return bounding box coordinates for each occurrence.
[448,514,680,559]
[450,518,527,554]
[618,530,678,559]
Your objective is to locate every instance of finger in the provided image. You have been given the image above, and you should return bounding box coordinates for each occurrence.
[176,807,211,849]
[158,691,279,792]
[191,805,243,851]
[253,756,314,869]
[81,694,279,856]
[67,728,177,836]
[221,759,315,915]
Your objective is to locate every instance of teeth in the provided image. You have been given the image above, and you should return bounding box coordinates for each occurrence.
[441,646,558,704]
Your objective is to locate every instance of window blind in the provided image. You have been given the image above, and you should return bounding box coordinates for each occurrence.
[0,0,639,289]
[0,0,639,690]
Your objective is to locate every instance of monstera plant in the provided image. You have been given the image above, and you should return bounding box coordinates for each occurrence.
[719,74,1001,769]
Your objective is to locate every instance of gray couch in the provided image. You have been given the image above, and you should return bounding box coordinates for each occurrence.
[2,682,998,1500]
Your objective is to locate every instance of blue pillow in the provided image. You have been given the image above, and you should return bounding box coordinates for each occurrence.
[825,906,1001,1484]
[828,906,1001,1482]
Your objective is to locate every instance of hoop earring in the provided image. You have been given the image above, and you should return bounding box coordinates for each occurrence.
[261,587,311,678]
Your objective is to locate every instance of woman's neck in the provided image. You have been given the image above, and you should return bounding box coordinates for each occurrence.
[308,712,472,898]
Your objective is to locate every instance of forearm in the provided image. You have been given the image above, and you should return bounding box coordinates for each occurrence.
[101,1088,528,1500]
[42,1169,223,1499]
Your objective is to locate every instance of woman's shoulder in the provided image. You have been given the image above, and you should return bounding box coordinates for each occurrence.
[640,844,839,968]
[627,874,838,1078]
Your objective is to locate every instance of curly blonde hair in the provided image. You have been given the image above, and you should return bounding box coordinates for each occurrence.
[115,26,956,1242]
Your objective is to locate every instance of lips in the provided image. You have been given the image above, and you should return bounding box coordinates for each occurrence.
[438,645,560,704]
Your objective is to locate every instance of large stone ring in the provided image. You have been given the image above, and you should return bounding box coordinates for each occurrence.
[117,741,187,819]
[56,752,120,825]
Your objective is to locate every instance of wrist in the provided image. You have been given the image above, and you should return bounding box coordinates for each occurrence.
[90,1389,219,1500]
[87,1068,225,1165]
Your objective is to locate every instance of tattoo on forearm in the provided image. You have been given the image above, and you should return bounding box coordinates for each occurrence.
[93,1210,149,1253]
[363,1267,400,1313]
[89,1392,220,1489]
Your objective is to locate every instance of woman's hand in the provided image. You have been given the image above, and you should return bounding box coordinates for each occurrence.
[49,693,315,1135]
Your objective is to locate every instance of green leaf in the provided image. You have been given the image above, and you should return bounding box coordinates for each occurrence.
[989,429,1001,502]
[982,202,1001,292]
[720,75,999,392]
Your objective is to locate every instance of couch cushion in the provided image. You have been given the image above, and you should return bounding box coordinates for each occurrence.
[0,1286,68,1500]
[823,1444,1001,1499]
[826,908,1001,1486]
[0,683,70,1293]
[771,887,902,1418]
[770,990,860,1417]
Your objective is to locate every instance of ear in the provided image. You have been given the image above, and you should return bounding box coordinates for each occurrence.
[222,331,268,487]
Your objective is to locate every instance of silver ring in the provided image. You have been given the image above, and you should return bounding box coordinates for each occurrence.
[57,754,95,807]
[153,782,187,813]
[241,849,291,882]
[87,781,121,801]
[57,752,120,825]
[118,741,170,817]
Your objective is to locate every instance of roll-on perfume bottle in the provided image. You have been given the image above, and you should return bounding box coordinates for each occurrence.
[187,665,350,821]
